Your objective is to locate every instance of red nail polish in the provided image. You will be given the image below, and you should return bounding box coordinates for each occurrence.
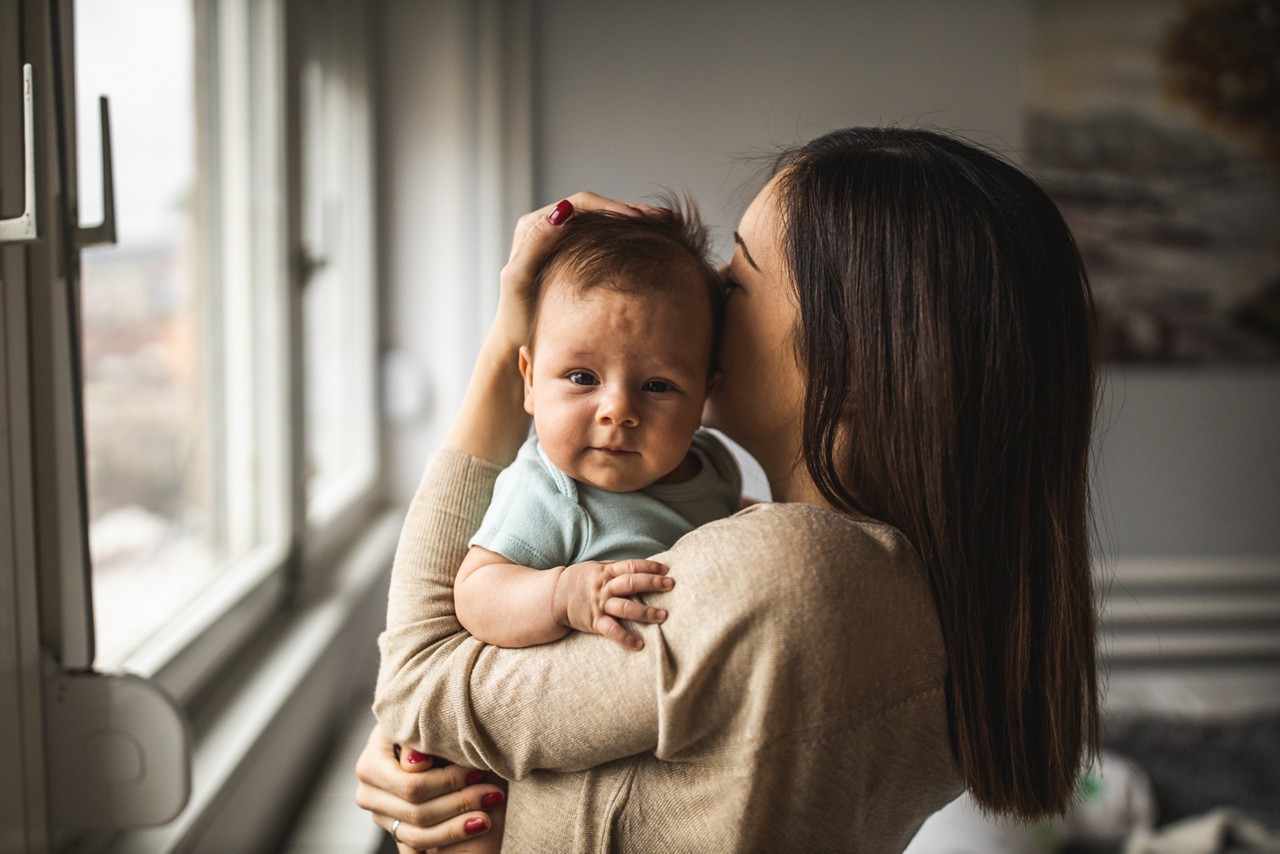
[548,199,573,225]
[466,770,487,786]
[406,750,428,765]
[465,817,487,834]
[481,791,505,808]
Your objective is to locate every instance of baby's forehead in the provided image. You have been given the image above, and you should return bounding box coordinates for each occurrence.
[531,273,715,364]
[539,270,709,320]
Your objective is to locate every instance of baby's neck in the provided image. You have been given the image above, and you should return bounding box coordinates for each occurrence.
[654,450,702,485]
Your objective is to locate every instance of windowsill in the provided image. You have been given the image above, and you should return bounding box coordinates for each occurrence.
[97,508,400,853]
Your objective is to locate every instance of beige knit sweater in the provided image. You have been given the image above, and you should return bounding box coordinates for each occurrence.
[374,449,962,852]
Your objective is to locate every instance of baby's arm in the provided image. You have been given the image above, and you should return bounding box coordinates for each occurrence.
[455,546,674,650]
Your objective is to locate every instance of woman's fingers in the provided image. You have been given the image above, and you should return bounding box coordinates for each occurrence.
[354,725,406,791]
[397,747,437,771]
[352,727,508,851]
[355,728,475,805]
[370,804,500,851]
[504,191,657,272]
[357,775,505,831]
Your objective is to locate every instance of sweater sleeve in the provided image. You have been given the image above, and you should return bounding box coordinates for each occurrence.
[373,448,661,778]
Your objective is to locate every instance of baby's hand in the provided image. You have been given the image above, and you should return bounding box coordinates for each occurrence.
[552,559,673,651]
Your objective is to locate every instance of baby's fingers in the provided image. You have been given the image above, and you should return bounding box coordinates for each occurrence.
[605,596,668,625]
[605,570,675,597]
[592,614,645,651]
[601,558,668,579]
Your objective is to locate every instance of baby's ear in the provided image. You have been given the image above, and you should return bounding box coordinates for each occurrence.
[518,346,536,415]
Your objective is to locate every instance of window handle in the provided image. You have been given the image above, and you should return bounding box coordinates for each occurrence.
[0,63,39,244]
[75,95,117,249]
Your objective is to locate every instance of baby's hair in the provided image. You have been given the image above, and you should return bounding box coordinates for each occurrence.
[530,195,725,369]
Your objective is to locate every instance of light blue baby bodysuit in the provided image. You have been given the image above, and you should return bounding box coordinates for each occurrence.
[469,430,742,568]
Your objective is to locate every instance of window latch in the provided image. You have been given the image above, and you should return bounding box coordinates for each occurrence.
[75,95,118,249]
[0,64,39,244]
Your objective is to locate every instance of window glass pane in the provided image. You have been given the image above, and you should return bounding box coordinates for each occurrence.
[301,58,359,499]
[299,2,376,524]
[76,0,244,664]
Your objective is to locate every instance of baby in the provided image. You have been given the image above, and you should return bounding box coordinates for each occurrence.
[454,202,741,652]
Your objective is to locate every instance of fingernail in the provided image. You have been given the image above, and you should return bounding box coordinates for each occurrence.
[406,750,428,765]
[548,199,573,225]
[465,817,487,834]
[655,609,667,620]
[662,578,674,588]
[481,791,505,808]
[466,770,487,786]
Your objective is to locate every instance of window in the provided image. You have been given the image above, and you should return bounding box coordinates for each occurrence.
[73,0,377,685]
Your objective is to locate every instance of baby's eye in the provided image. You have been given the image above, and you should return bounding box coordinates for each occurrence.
[568,371,598,386]
[722,277,742,295]
[642,379,674,393]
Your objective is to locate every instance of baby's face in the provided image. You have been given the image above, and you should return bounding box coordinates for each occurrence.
[520,275,715,493]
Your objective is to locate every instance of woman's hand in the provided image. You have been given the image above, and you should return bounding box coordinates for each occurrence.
[492,193,669,355]
[445,193,668,465]
[354,724,505,852]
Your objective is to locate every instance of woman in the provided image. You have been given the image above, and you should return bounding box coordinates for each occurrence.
[355,127,1100,852]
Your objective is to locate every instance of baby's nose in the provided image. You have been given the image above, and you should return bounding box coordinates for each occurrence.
[596,387,639,427]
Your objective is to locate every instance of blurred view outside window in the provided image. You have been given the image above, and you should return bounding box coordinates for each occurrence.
[77,0,250,664]
[299,0,376,527]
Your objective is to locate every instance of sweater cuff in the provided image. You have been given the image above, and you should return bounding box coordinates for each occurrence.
[420,447,504,520]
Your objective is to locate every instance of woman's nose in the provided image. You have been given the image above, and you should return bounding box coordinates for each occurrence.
[596,387,639,427]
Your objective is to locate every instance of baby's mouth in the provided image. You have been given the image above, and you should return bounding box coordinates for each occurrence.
[593,446,636,456]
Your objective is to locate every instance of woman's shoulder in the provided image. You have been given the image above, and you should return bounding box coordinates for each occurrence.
[701,501,918,561]
[668,501,931,603]
[656,500,948,698]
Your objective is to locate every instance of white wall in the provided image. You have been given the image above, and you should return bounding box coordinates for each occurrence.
[532,0,1029,257]
[1095,368,1280,557]
[379,0,532,501]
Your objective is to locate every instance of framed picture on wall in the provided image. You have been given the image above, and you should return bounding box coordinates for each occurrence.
[1026,0,1280,363]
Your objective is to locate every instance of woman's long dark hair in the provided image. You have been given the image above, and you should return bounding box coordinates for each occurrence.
[775,127,1099,817]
